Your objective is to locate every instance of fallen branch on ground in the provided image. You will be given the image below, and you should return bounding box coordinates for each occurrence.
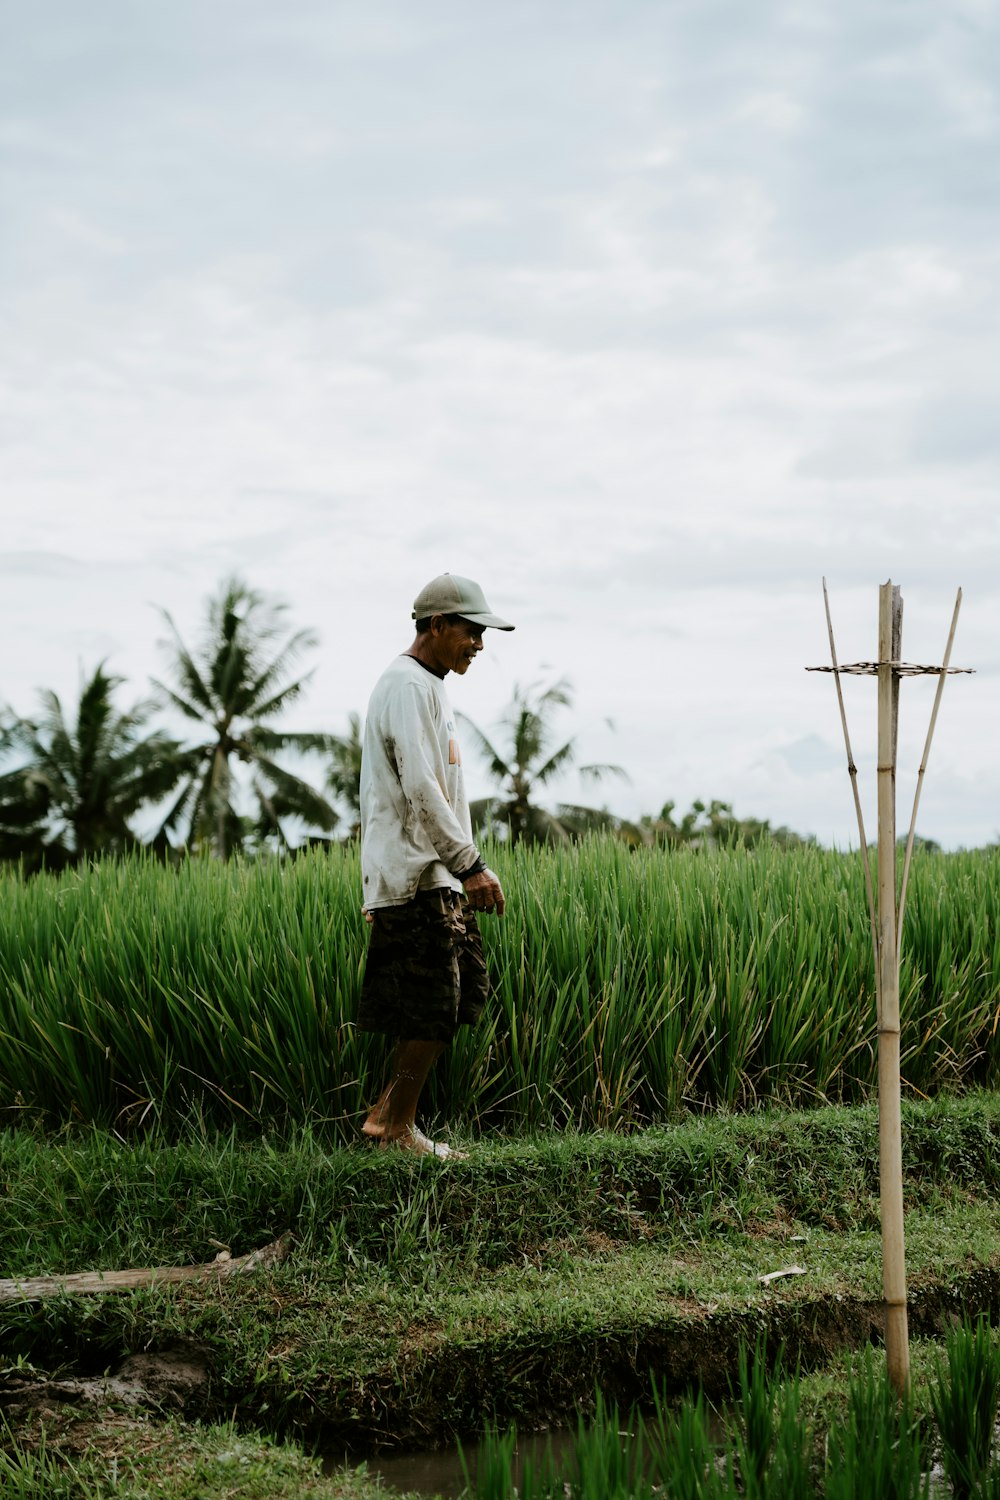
[0,1234,291,1303]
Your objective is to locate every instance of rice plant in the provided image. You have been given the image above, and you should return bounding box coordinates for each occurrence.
[730,1339,778,1499]
[823,1348,929,1500]
[459,1351,943,1499]
[930,1315,1000,1498]
[459,1423,518,1500]
[2,840,999,1138]
[645,1385,738,1499]
[466,1391,721,1500]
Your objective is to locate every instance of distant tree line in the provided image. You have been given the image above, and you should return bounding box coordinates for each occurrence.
[0,576,813,873]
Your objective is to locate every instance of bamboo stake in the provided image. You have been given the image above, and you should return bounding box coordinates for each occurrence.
[896,588,963,959]
[877,581,909,1394]
[813,579,971,1396]
[822,577,879,983]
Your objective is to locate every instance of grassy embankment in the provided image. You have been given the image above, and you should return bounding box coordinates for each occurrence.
[3,843,1000,1494]
[7,1098,1000,1494]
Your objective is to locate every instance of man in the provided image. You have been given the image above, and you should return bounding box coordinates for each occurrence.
[357,572,514,1158]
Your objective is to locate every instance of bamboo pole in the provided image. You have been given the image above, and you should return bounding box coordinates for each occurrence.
[877,581,909,1394]
[813,579,971,1393]
[896,588,963,958]
[822,577,879,984]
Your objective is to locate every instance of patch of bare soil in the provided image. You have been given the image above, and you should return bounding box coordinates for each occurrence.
[0,1340,209,1418]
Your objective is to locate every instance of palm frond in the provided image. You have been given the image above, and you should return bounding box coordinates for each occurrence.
[243,727,334,755]
[326,713,364,823]
[578,760,630,785]
[531,739,578,787]
[151,772,202,845]
[242,627,317,707]
[251,754,339,833]
[150,677,217,727]
[238,670,314,724]
[455,712,513,783]
[531,676,573,711]
[155,610,217,719]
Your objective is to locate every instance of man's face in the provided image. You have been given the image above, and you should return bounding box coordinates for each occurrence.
[434,615,485,675]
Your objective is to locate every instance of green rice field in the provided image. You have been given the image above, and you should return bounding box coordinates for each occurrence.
[1,840,998,1139]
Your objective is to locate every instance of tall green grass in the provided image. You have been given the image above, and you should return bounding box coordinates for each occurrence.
[1,841,998,1138]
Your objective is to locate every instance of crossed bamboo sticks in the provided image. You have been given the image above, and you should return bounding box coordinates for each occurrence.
[807,579,971,1395]
[809,581,970,993]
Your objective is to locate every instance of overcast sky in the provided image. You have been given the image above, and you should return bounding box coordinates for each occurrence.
[4,1,999,848]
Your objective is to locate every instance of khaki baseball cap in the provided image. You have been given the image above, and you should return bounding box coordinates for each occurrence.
[412,572,515,630]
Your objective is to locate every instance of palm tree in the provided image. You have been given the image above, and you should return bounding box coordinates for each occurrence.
[459,678,628,844]
[0,665,187,870]
[326,711,363,839]
[0,782,52,870]
[152,576,339,858]
[0,709,60,871]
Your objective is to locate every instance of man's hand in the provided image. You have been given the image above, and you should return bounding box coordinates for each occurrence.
[463,867,505,916]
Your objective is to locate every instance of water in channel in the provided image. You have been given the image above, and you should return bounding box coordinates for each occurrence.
[325,1422,608,1498]
[324,1403,731,1497]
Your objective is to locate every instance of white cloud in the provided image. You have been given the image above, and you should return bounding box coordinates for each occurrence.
[736,92,805,133]
[2,1,1000,847]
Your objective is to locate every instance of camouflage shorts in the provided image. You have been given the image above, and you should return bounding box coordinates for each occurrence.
[357,888,490,1042]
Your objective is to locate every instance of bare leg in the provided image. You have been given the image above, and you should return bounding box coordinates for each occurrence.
[362,1039,465,1158]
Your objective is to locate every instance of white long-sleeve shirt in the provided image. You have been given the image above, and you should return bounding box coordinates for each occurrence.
[359,655,481,908]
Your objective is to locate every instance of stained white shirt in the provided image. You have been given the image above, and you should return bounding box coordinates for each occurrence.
[359,655,480,908]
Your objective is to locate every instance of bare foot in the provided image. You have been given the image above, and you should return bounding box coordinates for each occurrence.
[380,1126,468,1161]
[361,1118,386,1139]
